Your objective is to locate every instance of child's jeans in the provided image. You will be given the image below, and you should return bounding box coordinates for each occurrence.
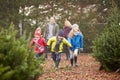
[52,52,61,68]
[36,53,43,58]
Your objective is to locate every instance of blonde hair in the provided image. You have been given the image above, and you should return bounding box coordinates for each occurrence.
[68,29,74,38]
[64,19,72,27]
[68,24,83,38]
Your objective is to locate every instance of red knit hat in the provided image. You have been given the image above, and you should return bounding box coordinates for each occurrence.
[34,27,41,37]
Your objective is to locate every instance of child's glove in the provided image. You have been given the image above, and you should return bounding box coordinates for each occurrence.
[80,48,83,51]
[46,46,50,51]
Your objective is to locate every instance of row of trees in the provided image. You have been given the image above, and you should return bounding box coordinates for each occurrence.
[0,0,119,52]
[1,0,120,28]
[0,0,120,52]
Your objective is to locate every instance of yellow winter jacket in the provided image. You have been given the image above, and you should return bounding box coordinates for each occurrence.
[47,36,72,52]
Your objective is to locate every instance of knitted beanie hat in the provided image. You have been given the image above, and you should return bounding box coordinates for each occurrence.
[34,27,41,37]
[72,24,79,31]
[58,30,64,37]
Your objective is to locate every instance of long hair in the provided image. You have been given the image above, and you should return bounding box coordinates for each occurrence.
[68,24,83,38]
[68,29,74,38]
[64,19,72,27]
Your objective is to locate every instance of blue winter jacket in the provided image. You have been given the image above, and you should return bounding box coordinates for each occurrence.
[68,32,83,51]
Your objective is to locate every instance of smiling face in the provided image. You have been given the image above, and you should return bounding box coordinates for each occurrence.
[72,26,79,35]
[58,35,63,41]
[73,27,79,32]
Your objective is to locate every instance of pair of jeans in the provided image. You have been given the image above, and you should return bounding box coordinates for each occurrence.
[36,53,43,58]
[52,52,61,68]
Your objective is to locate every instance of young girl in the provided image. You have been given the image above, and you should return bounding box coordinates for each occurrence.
[47,30,72,70]
[68,24,83,67]
[29,27,47,58]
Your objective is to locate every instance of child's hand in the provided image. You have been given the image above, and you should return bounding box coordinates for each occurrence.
[46,46,50,51]
[80,48,83,51]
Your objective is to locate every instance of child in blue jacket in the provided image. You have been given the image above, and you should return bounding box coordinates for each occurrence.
[68,24,83,67]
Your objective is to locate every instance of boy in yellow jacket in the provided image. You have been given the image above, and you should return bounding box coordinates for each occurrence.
[47,30,72,70]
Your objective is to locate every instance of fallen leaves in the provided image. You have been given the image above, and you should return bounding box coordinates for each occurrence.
[38,53,120,80]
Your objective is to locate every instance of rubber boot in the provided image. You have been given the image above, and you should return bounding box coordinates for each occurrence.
[55,62,59,70]
[70,58,73,67]
[75,56,78,67]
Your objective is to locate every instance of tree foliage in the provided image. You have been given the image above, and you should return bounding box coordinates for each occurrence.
[92,6,120,71]
[0,0,119,52]
[0,23,44,80]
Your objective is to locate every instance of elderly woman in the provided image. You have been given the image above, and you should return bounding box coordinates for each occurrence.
[68,24,83,67]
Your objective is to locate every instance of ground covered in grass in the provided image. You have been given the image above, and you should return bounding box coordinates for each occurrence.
[38,53,120,80]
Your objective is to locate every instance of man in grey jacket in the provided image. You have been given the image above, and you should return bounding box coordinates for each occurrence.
[44,17,59,59]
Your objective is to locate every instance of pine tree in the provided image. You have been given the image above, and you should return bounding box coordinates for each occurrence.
[92,6,120,72]
[0,23,44,80]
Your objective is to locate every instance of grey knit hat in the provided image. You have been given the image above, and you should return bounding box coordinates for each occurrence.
[72,24,79,29]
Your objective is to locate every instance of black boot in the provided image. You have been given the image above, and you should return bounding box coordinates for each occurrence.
[75,56,78,67]
[70,58,73,67]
